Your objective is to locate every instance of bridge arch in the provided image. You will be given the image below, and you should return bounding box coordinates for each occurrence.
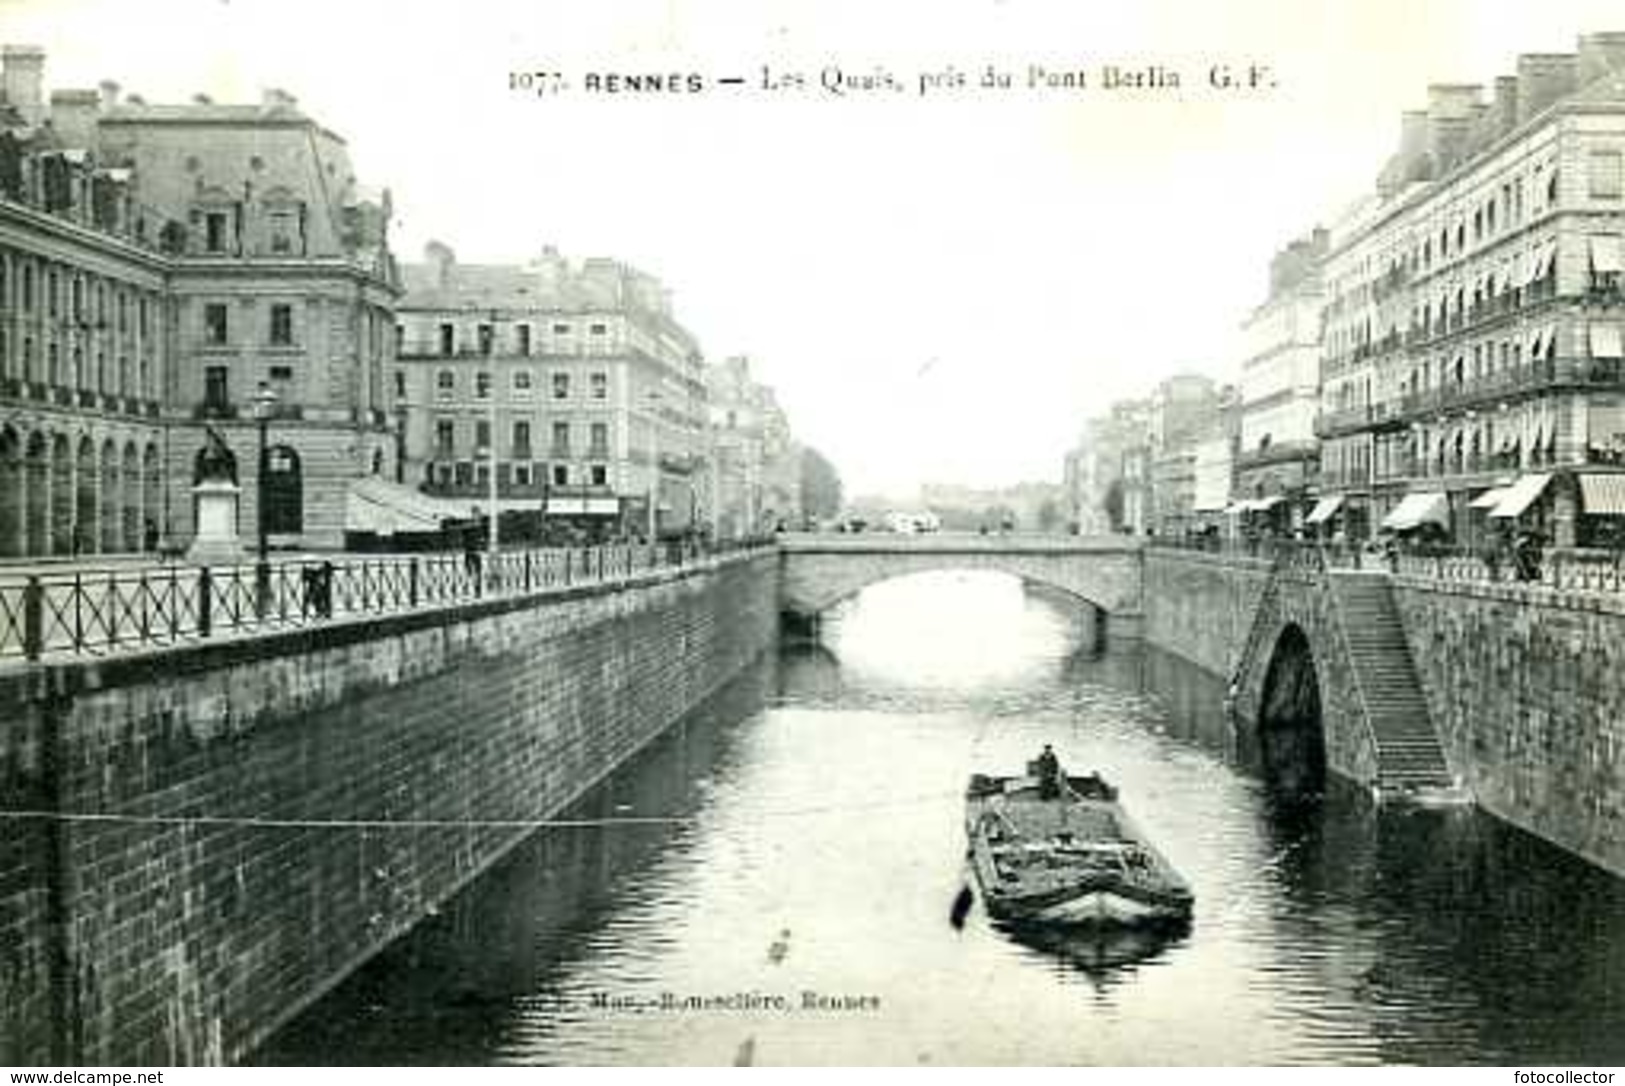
[777,536,1144,642]
[1256,622,1327,801]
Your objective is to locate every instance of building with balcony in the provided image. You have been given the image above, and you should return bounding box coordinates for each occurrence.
[708,355,799,539]
[1318,32,1625,549]
[1235,229,1327,531]
[395,244,711,541]
[0,44,400,556]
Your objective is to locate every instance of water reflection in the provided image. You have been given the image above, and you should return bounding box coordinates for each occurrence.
[256,570,1625,1066]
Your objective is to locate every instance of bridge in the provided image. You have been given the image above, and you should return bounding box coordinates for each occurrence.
[777,533,1147,640]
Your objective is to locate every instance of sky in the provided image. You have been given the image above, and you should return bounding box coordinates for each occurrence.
[4,0,1624,497]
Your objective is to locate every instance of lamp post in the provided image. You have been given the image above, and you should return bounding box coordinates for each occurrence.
[486,310,499,589]
[250,381,278,615]
[647,389,661,552]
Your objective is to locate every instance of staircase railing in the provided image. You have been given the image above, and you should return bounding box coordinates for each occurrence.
[1228,542,1289,700]
[1301,542,1392,786]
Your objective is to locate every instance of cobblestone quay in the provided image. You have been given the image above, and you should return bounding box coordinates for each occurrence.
[0,549,777,1065]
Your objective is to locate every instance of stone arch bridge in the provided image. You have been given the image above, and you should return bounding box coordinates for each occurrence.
[777,534,1145,639]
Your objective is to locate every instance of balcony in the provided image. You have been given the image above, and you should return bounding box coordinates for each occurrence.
[192,401,240,421]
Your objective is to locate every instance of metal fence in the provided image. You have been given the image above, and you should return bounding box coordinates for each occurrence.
[0,537,774,663]
[1149,535,1625,594]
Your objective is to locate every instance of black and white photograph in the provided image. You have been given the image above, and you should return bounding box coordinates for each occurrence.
[0,0,1623,1070]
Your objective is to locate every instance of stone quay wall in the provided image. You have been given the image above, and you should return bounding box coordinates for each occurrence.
[1142,547,1624,878]
[0,551,778,1065]
[1393,576,1625,878]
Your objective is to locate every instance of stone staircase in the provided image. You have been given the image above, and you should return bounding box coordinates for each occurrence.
[1325,571,1455,793]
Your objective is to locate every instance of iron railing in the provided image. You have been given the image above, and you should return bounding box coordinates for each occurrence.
[0,537,774,663]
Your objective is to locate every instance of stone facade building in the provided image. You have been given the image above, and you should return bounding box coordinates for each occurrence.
[1236,229,1328,530]
[0,45,399,556]
[1318,33,1625,550]
[394,244,711,540]
[707,355,800,539]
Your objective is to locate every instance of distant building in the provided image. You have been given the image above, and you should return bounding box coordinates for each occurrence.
[1235,229,1327,531]
[394,244,710,541]
[1147,374,1222,535]
[0,45,400,555]
[708,355,800,539]
[1063,399,1147,534]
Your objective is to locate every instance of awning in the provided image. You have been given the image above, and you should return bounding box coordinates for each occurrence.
[1589,234,1624,275]
[1468,486,1510,510]
[1489,473,1553,518]
[1251,495,1286,511]
[1580,474,1625,515]
[1591,322,1624,360]
[1305,494,1345,525]
[345,477,465,535]
[1381,492,1449,532]
[1222,501,1249,515]
[545,496,621,516]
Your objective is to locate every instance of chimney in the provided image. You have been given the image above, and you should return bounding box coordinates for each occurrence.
[1516,53,1578,124]
[260,87,298,112]
[1,45,46,128]
[1492,75,1519,136]
[48,89,99,148]
[423,240,456,290]
[1577,32,1625,89]
[1425,83,1482,174]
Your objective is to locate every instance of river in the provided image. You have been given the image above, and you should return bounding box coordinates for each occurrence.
[253,570,1625,1065]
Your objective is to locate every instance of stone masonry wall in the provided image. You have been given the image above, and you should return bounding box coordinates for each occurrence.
[0,551,777,1065]
[1142,548,1269,677]
[1394,577,1625,877]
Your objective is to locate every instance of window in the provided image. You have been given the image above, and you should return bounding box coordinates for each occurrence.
[552,322,571,334]
[47,270,57,317]
[269,304,294,346]
[454,461,472,486]
[512,420,531,457]
[551,421,570,455]
[589,422,609,456]
[475,371,491,399]
[268,210,294,254]
[1549,170,1561,206]
[590,464,608,487]
[138,296,147,336]
[72,277,83,321]
[590,371,608,399]
[478,323,494,356]
[589,322,607,335]
[204,303,228,345]
[552,372,570,399]
[1589,150,1624,200]
[515,464,532,487]
[439,323,455,356]
[434,419,455,457]
[435,369,455,397]
[513,370,533,395]
[475,420,491,451]
[393,370,406,399]
[517,324,532,356]
[21,264,32,311]
[205,212,228,253]
[117,293,127,333]
[204,365,229,410]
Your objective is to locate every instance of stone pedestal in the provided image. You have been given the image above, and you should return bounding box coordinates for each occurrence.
[186,479,245,565]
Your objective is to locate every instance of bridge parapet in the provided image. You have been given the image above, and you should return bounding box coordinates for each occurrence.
[777,533,1145,639]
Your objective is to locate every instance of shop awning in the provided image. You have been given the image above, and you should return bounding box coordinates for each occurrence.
[345,477,466,535]
[545,496,622,516]
[1305,494,1345,525]
[1489,473,1553,518]
[1251,495,1285,512]
[1580,473,1625,515]
[1591,322,1624,360]
[1381,492,1449,532]
[1589,234,1624,275]
[1222,501,1249,515]
[1468,486,1510,510]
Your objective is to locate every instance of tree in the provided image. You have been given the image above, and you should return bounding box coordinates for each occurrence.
[799,446,844,521]
[1036,499,1061,534]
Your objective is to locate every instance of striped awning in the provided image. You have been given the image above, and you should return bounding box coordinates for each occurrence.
[1590,234,1624,275]
[1382,492,1449,532]
[345,477,466,535]
[1592,322,1624,360]
[1468,486,1510,510]
[1580,474,1625,515]
[1305,494,1345,525]
[1489,473,1553,519]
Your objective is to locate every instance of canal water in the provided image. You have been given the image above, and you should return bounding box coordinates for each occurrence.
[254,571,1625,1066]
